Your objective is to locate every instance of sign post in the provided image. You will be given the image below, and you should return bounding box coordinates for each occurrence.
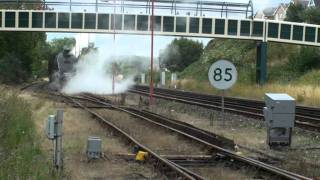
[46,110,64,173]
[222,89,225,125]
[208,60,237,126]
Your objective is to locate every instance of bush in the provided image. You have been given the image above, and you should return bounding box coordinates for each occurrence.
[0,91,52,179]
[304,8,320,24]
[0,31,47,83]
[288,46,320,74]
[160,38,203,72]
[285,3,305,22]
[0,53,28,84]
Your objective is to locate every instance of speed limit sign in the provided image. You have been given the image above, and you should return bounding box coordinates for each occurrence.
[208,60,237,126]
[208,60,237,90]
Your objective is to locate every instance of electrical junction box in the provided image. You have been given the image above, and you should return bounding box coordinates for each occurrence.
[87,136,102,159]
[263,93,295,147]
[46,115,56,140]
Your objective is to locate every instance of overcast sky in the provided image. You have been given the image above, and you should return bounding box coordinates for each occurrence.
[47,0,291,57]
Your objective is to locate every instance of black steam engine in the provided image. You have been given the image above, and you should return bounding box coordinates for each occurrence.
[48,46,78,89]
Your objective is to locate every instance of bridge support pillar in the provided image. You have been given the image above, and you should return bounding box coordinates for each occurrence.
[256,42,268,85]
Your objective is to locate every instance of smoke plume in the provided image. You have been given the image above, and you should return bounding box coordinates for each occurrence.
[61,48,135,95]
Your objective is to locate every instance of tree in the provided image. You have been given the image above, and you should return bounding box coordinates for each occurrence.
[285,3,320,25]
[160,38,203,72]
[304,8,320,24]
[0,1,48,83]
[0,53,27,83]
[285,3,305,22]
[0,32,47,83]
[80,43,98,57]
[288,46,320,73]
[47,37,76,56]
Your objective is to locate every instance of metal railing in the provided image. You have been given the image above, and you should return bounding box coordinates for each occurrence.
[0,0,254,18]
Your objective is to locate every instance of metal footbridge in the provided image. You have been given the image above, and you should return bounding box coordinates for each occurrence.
[1,10,319,46]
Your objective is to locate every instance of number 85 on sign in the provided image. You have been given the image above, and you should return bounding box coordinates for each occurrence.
[208,60,238,90]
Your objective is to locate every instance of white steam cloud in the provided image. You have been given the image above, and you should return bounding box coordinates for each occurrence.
[61,47,135,95]
[73,33,96,56]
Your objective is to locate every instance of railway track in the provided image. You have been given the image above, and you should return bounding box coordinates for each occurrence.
[129,85,320,132]
[59,93,204,180]
[20,83,312,179]
[70,93,311,180]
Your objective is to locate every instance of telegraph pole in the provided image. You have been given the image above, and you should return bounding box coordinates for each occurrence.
[149,0,155,105]
[95,0,98,12]
[112,0,116,95]
[112,63,115,94]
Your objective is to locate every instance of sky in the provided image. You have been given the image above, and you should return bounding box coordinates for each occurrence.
[47,0,292,57]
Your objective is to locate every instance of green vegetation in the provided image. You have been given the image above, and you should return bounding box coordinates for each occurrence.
[174,38,320,106]
[0,1,49,83]
[47,38,76,56]
[0,90,55,179]
[180,39,306,84]
[285,3,305,22]
[0,32,47,83]
[159,37,203,72]
[286,3,320,24]
[288,46,320,74]
[80,43,98,57]
[0,34,77,84]
[304,8,320,24]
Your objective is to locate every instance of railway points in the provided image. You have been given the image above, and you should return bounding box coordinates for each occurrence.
[18,82,319,179]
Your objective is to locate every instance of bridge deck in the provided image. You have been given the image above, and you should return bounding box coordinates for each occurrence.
[0,10,319,47]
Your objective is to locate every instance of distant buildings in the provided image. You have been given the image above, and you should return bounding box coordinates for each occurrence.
[255,3,289,21]
[254,0,320,21]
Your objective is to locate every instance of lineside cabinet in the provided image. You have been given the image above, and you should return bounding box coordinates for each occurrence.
[263,93,295,147]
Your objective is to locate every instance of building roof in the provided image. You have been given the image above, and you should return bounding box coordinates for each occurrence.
[254,4,288,19]
[280,3,290,9]
[275,3,290,13]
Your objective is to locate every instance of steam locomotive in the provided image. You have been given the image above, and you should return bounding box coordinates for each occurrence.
[48,46,78,90]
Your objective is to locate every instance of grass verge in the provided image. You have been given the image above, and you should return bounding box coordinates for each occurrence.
[177,79,320,107]
[0,89,56,179]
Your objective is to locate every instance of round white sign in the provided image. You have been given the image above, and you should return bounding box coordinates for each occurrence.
[208,60,237,90]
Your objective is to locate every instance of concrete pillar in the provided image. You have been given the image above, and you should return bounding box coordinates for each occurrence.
[171,73,177,88]
[171,73,177,83]
[141,73,145,84]
[256,42,268,85]
[160,71,165,86]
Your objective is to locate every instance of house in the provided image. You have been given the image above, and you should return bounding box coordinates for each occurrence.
[274,3,290,20]
[255,0,320,21]
[254,3,289,21]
